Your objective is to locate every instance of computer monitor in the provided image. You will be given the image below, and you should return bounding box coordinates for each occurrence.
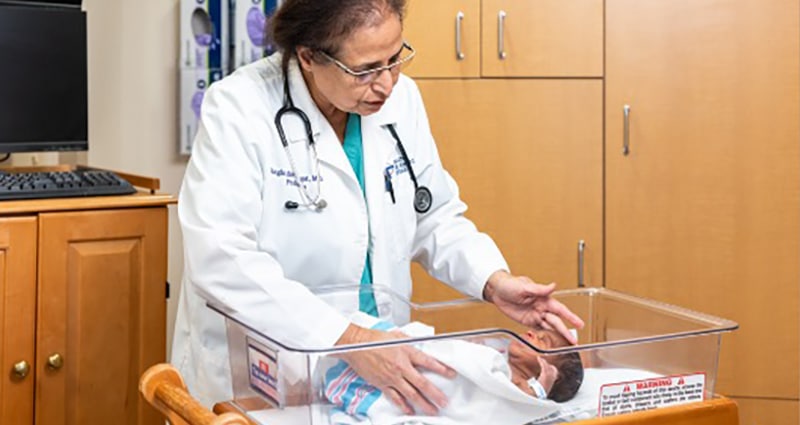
[0,1,87,153]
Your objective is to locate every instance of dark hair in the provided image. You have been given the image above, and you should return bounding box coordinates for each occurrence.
[542,331,584,403]
[270,0,406,71]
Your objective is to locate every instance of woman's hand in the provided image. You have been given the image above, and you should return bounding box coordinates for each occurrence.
[536,357,558,394]
[483,270,585,344]
[336,324,456,415]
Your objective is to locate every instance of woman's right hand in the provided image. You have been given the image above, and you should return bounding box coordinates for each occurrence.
[336,324,456,415]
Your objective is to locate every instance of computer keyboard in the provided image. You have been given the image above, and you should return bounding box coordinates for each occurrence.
[0,169,137,200]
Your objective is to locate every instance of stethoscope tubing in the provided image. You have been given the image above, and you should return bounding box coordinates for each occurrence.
[276,68,431,213]
[276,74,326,210]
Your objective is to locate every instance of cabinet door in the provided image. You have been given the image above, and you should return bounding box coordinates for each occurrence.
[413,79,603,302]
[403,0,480,78]
[481,0,603,77]
[606,0,799,408]
[0,217,36,424]
[733,398,798,425]
[36,208,168,425]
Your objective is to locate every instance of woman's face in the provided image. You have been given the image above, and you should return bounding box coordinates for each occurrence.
[299,11,404,116]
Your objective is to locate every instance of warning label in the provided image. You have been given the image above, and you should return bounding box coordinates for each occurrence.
[598,373,705,417]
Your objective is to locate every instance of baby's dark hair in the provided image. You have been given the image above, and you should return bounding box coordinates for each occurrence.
[542,331,584,402]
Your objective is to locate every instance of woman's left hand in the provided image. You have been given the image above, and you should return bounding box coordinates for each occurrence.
[536,357,559,394]
[483,270,584,344]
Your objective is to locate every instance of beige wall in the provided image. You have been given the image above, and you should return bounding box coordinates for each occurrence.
[83,0,186,358]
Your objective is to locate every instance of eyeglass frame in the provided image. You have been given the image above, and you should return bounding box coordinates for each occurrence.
[317,41,416,85]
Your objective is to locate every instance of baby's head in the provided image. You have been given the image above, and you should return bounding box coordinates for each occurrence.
[508,329,584,402]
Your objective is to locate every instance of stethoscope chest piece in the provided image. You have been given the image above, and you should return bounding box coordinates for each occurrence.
[414,186,432,213]
[385,123,434,214]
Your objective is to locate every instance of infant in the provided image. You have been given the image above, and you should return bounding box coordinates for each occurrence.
[322,314,584,425]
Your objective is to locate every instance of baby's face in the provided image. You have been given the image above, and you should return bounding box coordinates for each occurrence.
[506,330,555,388]
[508,330,556,370]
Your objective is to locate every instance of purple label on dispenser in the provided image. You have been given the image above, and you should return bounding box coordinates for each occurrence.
[247,7,267,46]
[191,91,204,119]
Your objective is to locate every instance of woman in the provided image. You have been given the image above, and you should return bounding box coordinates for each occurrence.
[172,0,584,413]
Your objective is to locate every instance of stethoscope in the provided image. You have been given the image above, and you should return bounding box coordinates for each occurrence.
[275,73,432,213]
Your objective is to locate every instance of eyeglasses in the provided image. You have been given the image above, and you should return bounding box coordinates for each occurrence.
[318,42,416,86]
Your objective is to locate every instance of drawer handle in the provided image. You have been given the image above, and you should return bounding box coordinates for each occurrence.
[12,360,31,379]
[623,104,631,155]
[498,10,507,59]
[578,240,586,288]
[456,11,465,60]
[47,353,64,370]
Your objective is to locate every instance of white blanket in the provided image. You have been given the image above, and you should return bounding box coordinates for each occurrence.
[247,367,659,425]
[324,338,561,425]
[245,310,660,425]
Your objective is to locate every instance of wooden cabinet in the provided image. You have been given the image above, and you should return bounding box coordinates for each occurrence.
[405,0,604,302]
[480,0,603,77]
[0,193,173,425]
[412,80,603,302]
[732,398,798,425]
[605,0,799,421]
[1,217,36,424]
[404,0,480,78]
[405,1,798,421]
[404,0,603,78]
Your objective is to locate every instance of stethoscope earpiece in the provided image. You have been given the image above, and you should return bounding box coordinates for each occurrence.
[284,200,299,210]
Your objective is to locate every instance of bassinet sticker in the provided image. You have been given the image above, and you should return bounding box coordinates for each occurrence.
[598,372,705,417]
[247,338,280,407]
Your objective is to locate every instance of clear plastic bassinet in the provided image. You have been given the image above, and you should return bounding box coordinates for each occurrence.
[209,285,737,424]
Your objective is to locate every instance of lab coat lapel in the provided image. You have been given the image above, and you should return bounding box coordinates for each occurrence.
[286,61,352,175]
[362,107,400,289]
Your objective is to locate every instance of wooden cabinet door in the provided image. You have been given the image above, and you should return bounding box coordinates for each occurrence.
[481,0,603,77]
[413,79,603,302]
[733,398,798,425]
[36,208,168,425]
[403,0,480,78]
[606,0,800,409]
[0,217,36,424]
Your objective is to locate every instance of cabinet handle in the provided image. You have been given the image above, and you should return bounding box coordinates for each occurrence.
[577,240,586,288]
[455,11,465,60]
[498,10,507,60]
[12,360,31,379]
[47,353,64,370]
[623,104,631,155]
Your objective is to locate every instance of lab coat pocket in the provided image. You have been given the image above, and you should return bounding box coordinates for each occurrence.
[383,173,417,263]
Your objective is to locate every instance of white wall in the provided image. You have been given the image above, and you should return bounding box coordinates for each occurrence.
[83,0,186,358]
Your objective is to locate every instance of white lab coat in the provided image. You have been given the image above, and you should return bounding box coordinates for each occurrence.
[172,52,509,407]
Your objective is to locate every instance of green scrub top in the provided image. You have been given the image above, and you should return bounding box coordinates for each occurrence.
[343,113,378,316]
